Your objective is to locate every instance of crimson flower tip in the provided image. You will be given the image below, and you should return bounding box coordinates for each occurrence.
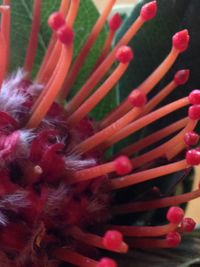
[174,69,190,85]
[109,13,122,31]
[189,90,200,105]
[166,206,184,224]
[140,1,157,21]
[48,12,65,31]
[128,89,147,107]
[166,232,181,248]
[181,218,196,233]
[172,29,190,52]
[116,46,134,63]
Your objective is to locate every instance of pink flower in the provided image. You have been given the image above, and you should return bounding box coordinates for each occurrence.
[0,1,199,266]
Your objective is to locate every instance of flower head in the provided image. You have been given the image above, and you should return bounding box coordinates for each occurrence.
[0,1,199,266]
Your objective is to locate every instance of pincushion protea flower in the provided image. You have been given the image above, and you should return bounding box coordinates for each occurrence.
[0,0,200,266]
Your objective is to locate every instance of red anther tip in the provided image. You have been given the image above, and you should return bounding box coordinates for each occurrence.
[174,69,190,85]
[167,206,184,224]
[128,89,147,107]
[48,12,65,31]
[114,156,133,175]
[103,230,123,251]
[140,1,157,21]
[188,105,200,120]
[172,29,190,52]
[181,218,196,232]
[186,149,200,166]
[166,232,181,247]
[57,25,74,45]
[109,13,122,31]
[97,258,117,267]
[184,131,199,146]
[116,46,134,64]
[189,90,200,105]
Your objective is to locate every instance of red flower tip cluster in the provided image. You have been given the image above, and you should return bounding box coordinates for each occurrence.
[0,1,199,266]
[116,46,134,63]
[172,29,190,52]
[109,13,122,31]
[140,1,157,21]
[174,69,190,85]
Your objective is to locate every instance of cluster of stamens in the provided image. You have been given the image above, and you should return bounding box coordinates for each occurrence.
[0,1,199,267]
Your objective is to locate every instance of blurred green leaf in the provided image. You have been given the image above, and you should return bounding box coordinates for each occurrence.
[10,0,116,119]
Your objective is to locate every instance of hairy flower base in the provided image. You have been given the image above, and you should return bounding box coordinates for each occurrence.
[0,0,199,267]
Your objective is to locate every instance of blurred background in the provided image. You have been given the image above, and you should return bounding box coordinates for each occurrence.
[93,0,200,223]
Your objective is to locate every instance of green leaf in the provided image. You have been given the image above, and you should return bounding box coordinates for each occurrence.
[10,0,117,119]
[117,231,200,267]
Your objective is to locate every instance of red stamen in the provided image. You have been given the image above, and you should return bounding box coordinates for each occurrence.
[128,233,181,249]
[110,160,188,190]
[65,5,147,114]
[24,0,41,74]
[71,227,128,253]
[118,117,187,156]
[101,97,189,150]
[105,222,178,237]
[112,188,200,214]
[109,13,122,31]
[59,0,116,100]
[67,47,132,127]
[53,248,98,267]
[66,156,132,184]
